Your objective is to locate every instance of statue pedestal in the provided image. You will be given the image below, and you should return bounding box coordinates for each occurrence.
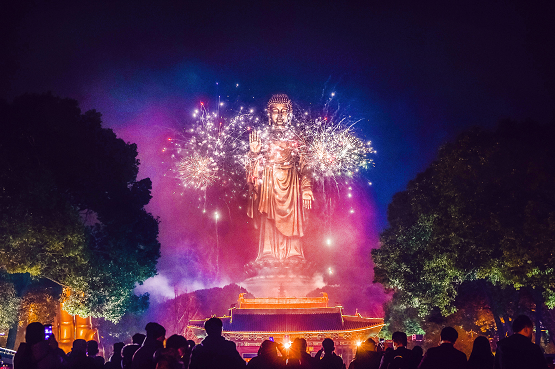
[240,258,315,298]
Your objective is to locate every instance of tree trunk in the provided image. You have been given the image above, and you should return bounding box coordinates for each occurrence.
[6,325,18,350]
[531,287,544,348]
[6,273,31,349]
[479,279,506,339]
[541,304,555,348]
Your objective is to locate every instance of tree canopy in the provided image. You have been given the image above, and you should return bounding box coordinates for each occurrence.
[0,93,160,321]
[372,120,555,340]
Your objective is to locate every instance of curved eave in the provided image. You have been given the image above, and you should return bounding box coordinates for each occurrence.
[342,315,384,320]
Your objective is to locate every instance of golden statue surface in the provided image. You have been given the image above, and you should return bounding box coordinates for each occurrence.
[246,94,313,262]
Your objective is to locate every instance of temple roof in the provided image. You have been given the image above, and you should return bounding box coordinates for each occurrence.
[189,306,383,334]
[237,294,329,309]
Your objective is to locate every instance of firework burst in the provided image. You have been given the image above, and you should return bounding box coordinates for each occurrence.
[299,117,375,182]
[165,103,256,201]
[176,153,217,189]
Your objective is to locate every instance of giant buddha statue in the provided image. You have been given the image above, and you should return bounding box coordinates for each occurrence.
[246,94,314,262]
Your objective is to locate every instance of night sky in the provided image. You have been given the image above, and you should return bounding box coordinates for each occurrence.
[3,0,554,313]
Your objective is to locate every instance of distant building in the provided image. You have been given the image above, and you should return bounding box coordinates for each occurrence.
[188,293,384,363]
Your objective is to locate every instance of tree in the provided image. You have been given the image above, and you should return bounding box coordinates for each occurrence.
[372,120,555,345]
[157,292,201,340]
[0,93,160,322]
[0,278,20,330]
[156,284,247,338]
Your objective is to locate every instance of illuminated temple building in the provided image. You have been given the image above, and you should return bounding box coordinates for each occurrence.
[188,293,384,363]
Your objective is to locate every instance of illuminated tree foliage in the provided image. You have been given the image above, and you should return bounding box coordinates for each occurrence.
[0,279,20,330]
[19,287,58,326]
[0,93,160,321]
[379,283,520,353]
[372,120,555,341]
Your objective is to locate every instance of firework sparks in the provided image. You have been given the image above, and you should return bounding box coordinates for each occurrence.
[166,102,255,208]
[299,117,375,183]
[176,153,217,189]
[242,118,374,186]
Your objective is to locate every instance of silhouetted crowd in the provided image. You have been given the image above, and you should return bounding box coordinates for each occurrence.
[11,314,550,369]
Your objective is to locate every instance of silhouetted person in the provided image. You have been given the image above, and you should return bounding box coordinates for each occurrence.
[418,327,466,369]
[48,334,67,366]
[287,338,316,368]
[179,341,196,369]
[467,336,493,369]
[122,345,140,369]
[165,335,187,353]
[122,334,145,369]
[87,340,104,369]
[14,322,61,369]
[105,342,124,369]
[64,339,96,369]
[379,332,415,369]
[247,340,286,369]
[410,346,423,369]
[494,315,547,369]
[131,323,166,369]
[160,335,189,369]
[189,317,245,369]
[349,339,381,369]
[132,335,146,346]
[153,348,181,369]
[315,338,345,369]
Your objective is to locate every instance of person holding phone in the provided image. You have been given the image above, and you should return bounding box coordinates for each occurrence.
[14,322,60,369]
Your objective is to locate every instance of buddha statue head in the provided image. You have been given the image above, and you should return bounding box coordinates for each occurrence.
[267,94,293,126]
